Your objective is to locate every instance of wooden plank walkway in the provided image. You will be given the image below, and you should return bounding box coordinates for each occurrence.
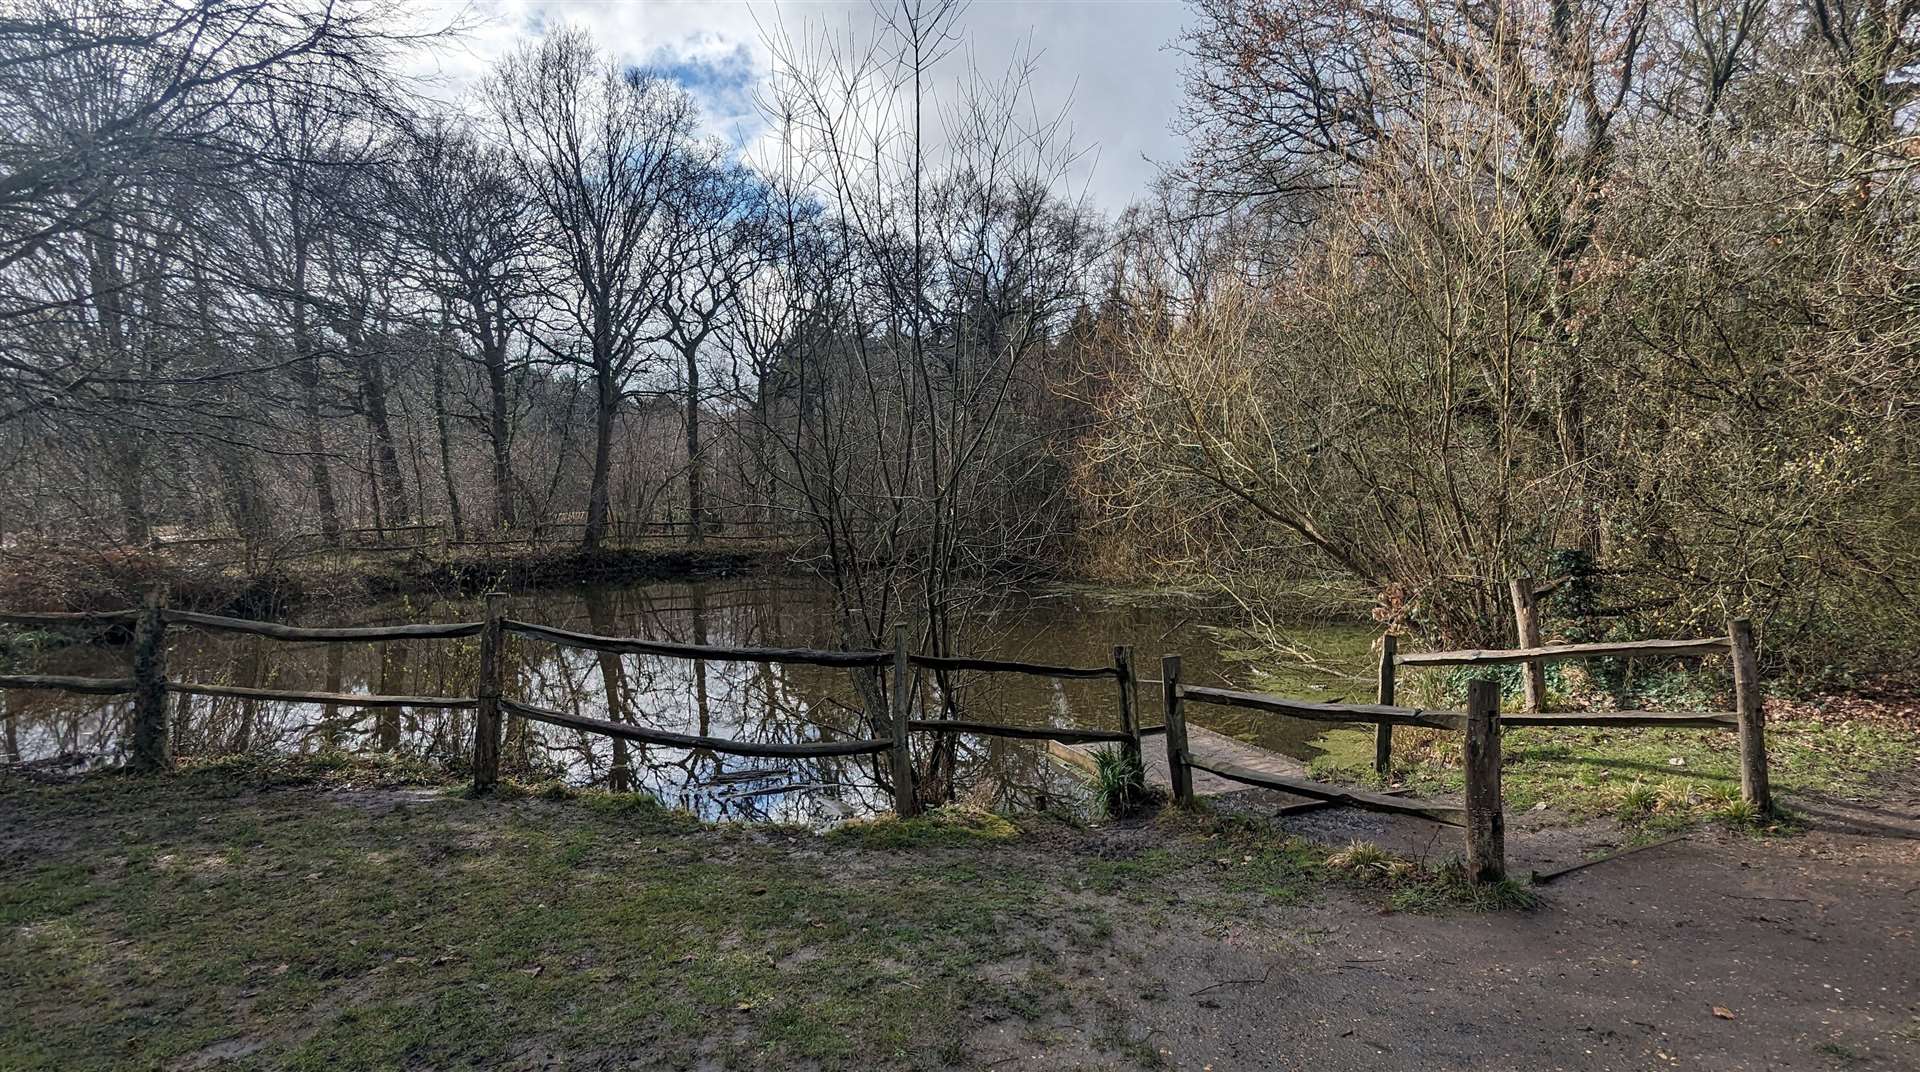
[1053,724,1314,797]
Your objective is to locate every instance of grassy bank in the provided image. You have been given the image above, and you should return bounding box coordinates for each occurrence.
[1306,694,1920,838]
[1,757,1525,1071]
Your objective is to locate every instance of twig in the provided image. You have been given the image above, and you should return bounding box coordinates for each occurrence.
[1189,962,1277,996]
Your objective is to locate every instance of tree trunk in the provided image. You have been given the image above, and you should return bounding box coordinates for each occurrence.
[683,342,705,544]
[583,361,617,551]
[484,336,517,529]
[432,345,466,542]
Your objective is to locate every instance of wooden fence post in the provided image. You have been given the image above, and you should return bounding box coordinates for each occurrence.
[890,626,920,817]
[1508,577,1546,713]
[1112,645,1143,779]
[1374,634,1396,778]
[473,591,505,793]
[1161,654,1193,806]
[128,588,172,773]
[1728,617,1771,812]
[1463,678,1505,883]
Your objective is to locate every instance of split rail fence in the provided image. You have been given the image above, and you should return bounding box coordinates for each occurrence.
[0,593,1149,822]
[0,594,1771,885]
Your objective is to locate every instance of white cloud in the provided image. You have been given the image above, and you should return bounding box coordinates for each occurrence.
[404,0,1192,210]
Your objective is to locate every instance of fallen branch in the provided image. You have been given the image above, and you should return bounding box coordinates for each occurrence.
[1530,835,1688,885]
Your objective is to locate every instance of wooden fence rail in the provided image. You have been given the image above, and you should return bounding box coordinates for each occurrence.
[1391,617,1770,812]
[0,591,1772,886]
[1169,666,1502,872]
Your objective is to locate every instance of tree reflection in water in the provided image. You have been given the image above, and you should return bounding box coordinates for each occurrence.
[1,580,1374,820]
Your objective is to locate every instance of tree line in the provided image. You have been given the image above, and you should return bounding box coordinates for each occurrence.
[0,0,1914,677]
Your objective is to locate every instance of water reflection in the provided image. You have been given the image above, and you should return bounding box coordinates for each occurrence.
[2,579,1376,820]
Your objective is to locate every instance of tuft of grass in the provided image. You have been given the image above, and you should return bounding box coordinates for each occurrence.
[1382,859,1540,913]
[1089,746,1153,818]
[1325,839,1393,875]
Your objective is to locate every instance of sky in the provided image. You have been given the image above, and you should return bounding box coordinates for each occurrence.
[414,0,1196,210]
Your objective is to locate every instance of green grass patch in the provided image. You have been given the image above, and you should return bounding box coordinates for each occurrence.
[0,758,1539,1071]
[1307,715,1918,838]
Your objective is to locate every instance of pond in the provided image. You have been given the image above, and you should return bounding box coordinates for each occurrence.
[0,576,1379,822]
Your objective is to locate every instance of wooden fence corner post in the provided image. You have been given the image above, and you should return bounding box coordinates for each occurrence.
[1374,634,1396,779]
[1728,617,1771,813]
[1113,645,1143,783]
[129,588,172,774]
[1161,654,1193,806]
[1509,577,1546,713]
[473,591,505,794]
[1463,678,1505,884]
[890,625,920,818]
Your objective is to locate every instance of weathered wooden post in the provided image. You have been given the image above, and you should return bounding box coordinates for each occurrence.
[128,588,172,773]
[473,591,505,793]
[1160,654,1193,806]
[1728,617,1771,812]
[1508,577,1547,713]
[1112,645,1143,778]
[890,626,920,817]
[1463,678,1505,883]
[1373,634,1396,778]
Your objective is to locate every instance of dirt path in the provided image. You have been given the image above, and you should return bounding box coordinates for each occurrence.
[1060,787,1920,1072]
[4,762,1915,1071]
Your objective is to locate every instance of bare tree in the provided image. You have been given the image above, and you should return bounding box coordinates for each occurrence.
[488,29,695,551]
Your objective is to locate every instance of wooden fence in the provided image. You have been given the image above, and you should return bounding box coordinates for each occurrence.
[1153,618,1772,883]
[0,594,1146,822]
[0,596,1772,886]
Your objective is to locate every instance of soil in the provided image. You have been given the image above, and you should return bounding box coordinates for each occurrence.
[1061,784,1920,1072]
[5,763,1915,1070]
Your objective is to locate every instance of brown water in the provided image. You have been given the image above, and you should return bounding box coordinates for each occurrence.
[0,577,1377,821]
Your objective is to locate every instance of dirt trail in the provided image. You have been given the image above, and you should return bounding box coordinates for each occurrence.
[1080,788,1920,1072]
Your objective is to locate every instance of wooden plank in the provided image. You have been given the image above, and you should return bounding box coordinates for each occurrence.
[1398,636,1731,667]
[1509,577,1547,712]
[906,719,1133,745]
[1179,683,1467,731]
[129,590,171,773]
[0,673,137,695]
[1183,755,1466,826]
[502,699,892,759]
[1463,679,1505,882]
[474,593,505,793]
[1162,655,1193,805]
[1503,711,1737,729]
[169,682,478,709]
[1113,645,1142,770]
[908,653,1117,679]
[890,626,918,817]
[504,619,889,669]
[166,609,484,642]
[1729,618,1771,811]
[1374,634,1396,776]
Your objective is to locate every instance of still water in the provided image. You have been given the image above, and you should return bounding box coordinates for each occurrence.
[1,577,1377,821]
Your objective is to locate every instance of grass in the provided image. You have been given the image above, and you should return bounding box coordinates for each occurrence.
[0,757,1537,1071]
[1306,710,1918,839]
[1088,746,1152,818]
